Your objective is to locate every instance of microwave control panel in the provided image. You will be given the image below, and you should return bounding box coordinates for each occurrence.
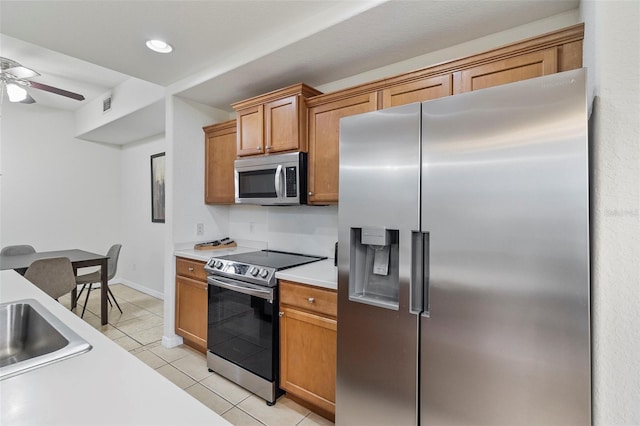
[285,166,297,197]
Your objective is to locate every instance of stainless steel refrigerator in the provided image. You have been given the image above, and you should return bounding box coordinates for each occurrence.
[336,68,590,426]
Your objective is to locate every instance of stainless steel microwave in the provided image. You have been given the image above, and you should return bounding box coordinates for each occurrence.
[234,152,307,205]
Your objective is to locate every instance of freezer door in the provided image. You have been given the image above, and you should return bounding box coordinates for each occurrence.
[420,69,590,425]
[337,103,421,426]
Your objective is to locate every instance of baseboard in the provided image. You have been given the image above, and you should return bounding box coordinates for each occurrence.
[116,278,164,300]
[162,334,184,348]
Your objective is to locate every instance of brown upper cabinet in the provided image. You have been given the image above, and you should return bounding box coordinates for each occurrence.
[204,120,236,204]
[304,23,583,204]
[203,24,583,206]
[453,47,557,94]
[306,75,454,205]
[381,74,453,108]
[232,83,322,157]
[307,93,378,204]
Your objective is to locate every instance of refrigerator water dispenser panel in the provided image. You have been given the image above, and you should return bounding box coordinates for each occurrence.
[361,227,391,246]
[349,227,399,310]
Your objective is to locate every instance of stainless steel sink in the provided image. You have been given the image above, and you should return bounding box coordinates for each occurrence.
[0,299,92,380]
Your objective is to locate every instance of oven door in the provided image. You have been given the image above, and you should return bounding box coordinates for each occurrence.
[207,275,277,382]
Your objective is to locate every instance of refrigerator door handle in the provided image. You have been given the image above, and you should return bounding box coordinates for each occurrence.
[410,231,429,316]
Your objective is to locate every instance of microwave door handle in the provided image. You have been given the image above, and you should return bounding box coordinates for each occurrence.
[234,170,240,200]
[274,164,283,198]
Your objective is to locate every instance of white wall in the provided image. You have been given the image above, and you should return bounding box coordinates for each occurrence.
[171,97,232,246]
[0,102,168,299]
[580,1,640,424]
[75,77,164,137]
[119,134,166,297]
[229,205,338,258]
[0,103,122,263]
[162,96,232,345]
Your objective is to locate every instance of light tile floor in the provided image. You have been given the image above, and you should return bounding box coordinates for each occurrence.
[59,284,333,426]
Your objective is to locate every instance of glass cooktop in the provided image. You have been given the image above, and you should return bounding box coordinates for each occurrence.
[214,250,326,270]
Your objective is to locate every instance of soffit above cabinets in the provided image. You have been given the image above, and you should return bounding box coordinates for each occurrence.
[75,100,165,145]
[1,1,579,111]
[1,1,579,144]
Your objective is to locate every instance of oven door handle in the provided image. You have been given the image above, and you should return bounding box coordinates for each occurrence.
[208,276,274,300]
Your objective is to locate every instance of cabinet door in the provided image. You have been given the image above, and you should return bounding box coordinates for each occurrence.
[237,105,264,156]
[307,92,378,204]
[381,74,452,108]
[453,48,558,94]
[265,95,300,153]
[280,306,337,417]
[175,275,208,352]
[205,124,236,204]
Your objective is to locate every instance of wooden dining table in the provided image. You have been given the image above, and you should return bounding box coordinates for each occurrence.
[0,249,110,325]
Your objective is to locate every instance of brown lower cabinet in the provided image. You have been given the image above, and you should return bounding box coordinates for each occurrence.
[175,257,208,353]
[279,280,337,421]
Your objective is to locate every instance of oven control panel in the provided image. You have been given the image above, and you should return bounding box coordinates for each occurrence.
[205,258,275,287]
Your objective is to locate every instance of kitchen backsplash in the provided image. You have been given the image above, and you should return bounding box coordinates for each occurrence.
[228,205,338,258]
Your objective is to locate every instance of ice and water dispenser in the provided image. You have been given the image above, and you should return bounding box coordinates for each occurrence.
[349,227,400,310]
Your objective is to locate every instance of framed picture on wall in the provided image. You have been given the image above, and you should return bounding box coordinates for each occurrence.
[151,152,166,223]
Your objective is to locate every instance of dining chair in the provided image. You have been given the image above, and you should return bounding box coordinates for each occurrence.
[75,244,122,318]
[24,257,77,301]
[1,244,36,275]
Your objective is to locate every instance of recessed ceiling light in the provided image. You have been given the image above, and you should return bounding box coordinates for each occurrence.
[146,39,173,53]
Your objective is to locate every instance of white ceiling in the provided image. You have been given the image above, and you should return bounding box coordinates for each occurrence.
[0,0,579,114]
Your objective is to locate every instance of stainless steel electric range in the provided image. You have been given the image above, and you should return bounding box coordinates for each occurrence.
[204,249,326,405]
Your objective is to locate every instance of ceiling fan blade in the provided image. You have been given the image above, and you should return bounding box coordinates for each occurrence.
[29,81,85,101]
[4,65,40,80]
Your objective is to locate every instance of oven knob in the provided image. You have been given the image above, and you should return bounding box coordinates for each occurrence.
[259,269,269,278]
[249,266,259,276]
[214,260,223,269]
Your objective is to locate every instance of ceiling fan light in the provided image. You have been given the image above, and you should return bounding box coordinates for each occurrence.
[146,39,173,53]
[6,83,28,102]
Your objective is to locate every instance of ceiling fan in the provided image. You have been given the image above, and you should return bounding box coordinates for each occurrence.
[0,56,85,104]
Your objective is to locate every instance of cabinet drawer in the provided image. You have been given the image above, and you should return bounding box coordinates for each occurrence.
[280,280,337,318]
[176,257,208,281]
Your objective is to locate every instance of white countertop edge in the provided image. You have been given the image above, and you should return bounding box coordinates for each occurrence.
[0,270,231,426]
[275,259,337,291]
[174,245,257,262]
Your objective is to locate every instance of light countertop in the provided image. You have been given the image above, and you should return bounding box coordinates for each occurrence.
[174,246,337,291]
[0,270,231,426]
[275,259,337,290]
[174,245,257,263]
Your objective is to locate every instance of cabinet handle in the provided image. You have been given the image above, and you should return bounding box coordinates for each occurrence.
[188,267,194,272]
[279,312,284,317]
[256,146,262,151]
[308,297,315,304]
[308,191,313,196]
[266,146,272,151]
